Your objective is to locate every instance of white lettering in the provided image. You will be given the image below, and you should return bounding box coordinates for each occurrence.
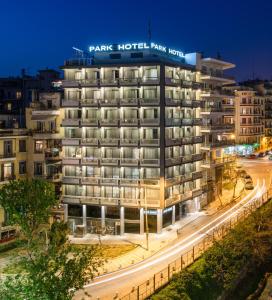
[143,43,150,49]
[89,46,95,52]
[131,43,138,49]
[125,43,132,50]
[107,45,113,51]
[138,43,144,49]
[118,44,125,50]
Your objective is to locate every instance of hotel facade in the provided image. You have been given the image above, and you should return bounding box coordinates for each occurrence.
[61,43,235,235]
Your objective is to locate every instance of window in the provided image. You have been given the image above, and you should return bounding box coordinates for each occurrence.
[34,162,43,176]
[16,91,22,99]
[19,140,26,152]
[47,100,52,109]
[35,141,43,153]
[4,141,12,157]
[19,161,26,174]
[36,121,44,132]
[6,103,12,111]
[3,163,13,180]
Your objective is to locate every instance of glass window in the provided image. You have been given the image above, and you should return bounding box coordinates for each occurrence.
[3,163,13,180]
[34,162,43,176]
[35,141,43,153]
[19,161,26,174]
[19,140,26,152]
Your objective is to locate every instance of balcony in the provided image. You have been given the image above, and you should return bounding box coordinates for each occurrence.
[120,98,138,106]
[140,119,160,126]
[119,78,139,85]
[62,99,79,107]
[81,99,99,107]
[140,98,160,106]
[81,119,98,126]
[120,119,139,126]
[100,119,119,126]
[62,138,80,146]
[201,156,236,168]
[0,153,16,160]
[140,139,160,146]
[100,158,119,165]
[140,159,160,166]
[120,139,139,146]
[81,177,100,185]
[62,176,80,184]
[80,79,100,87]
[100,178,119,185]
[120,158,139,166]
[62,118,80,127]
[100,98,119,106]
[141,77,160,84]
[62,157,80,165]
[201,140,235,149]
[81,138,99,146]
[44,148,61,160]
[100,138,119,146]
[81,157,99,165]
[201,124,234,132]
[165,157,182,166]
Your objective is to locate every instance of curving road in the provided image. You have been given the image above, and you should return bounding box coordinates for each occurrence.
[74,159,271,300]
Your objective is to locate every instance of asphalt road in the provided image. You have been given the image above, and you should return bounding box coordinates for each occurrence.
[74,158,271,300]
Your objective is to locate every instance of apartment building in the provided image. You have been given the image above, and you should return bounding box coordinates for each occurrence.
[199,58,236,200]
[0,129,28,224]
[0,69,60,129]
[233,89,264,146]
[26,91,63,197]
[61,43,208,235]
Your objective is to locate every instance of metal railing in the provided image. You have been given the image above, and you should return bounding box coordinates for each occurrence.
[118,188,271,300]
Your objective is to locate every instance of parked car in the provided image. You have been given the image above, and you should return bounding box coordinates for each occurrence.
[239,170,247,178]
[244,174,252,180]
[269,155,272,160]
[257,152,266,157]
[245,182,254,190]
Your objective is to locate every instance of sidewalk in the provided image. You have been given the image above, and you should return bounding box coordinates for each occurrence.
[70,213,202,275]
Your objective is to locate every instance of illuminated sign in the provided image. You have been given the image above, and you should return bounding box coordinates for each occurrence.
[89,42,184,58]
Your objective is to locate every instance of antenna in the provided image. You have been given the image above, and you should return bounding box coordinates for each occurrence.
[148,19,152,43]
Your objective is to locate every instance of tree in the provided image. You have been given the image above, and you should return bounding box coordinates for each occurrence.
[0,178,57,240]
[0,179,103,299]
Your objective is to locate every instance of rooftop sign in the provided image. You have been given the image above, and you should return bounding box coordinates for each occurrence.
[89,42,184,58]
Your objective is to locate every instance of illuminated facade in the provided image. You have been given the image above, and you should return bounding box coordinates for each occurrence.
[61,44,207,235]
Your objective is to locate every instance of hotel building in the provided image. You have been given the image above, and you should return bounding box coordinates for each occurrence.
[61,43,235,235]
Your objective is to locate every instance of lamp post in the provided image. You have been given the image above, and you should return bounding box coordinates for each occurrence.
[144,186,149,251]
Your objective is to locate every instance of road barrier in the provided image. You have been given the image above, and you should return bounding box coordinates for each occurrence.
[119,187,270,300]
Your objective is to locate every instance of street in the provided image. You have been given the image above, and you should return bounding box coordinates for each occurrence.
[75,159,272,300]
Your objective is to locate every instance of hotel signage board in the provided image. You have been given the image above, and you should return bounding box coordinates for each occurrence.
[89,42,184,58]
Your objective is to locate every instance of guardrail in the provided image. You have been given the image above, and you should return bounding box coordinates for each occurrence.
[119,184,270,300]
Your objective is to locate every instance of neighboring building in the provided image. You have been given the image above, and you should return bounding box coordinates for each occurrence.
[0,69,60,129]
[199,58,236,201]
[0,129,28,225]
[25,91,64,198]
[234,89,264,146]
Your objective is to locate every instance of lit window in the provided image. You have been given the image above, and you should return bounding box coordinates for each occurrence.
[35,141,43,153]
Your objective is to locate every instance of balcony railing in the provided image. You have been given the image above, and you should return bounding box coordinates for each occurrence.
[0,153,16,159]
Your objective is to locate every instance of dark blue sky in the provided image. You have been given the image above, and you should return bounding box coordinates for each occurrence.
[1,0,272,81]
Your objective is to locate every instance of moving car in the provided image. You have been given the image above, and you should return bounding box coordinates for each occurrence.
[244,174,252,180]
[257,152,266,157]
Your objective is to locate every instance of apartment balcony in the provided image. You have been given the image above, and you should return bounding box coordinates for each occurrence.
[100,158,119,165]
[192,171,203,180]
[201,140,235,150]
[119,177,140,187]
[140,118,160,126]
[201,124,234,133]
[62,176,80,185]
[165,118,181,126]
[31,108,60,117]
[62,99,79,107]
[165,98,202,108]
[100,138,119,146]
[44,148,61,161]
[165,190,194,207]
[140,139,160,146]
[120,158,139,166]
[81,157,99,165]
[81,119,99,126]
[100,98,119,106]
[182,154,193,163]
[62,118,80,127]
[139,98,160,106]
[141,77,160,84]
[120,119,139,126]
[119,78,139,85]
[165,157,182,167]
[80,79,100,87]
[61,80,81,88]
[201,89,234,98]
[200,72,235,85]
[81,99,99,107]
[81,176,100,185]
[100,78,119,86]
[100,178,119,185]
[120,98,138,106]
[81,138,99,146]
[0,153,16,161]
[100,119,119,126]
[201,156,236,168]
[62,157,80,165]
[120,139,139,146]
[62,138,80,146]
[140,159,160,167]
[192,153,204,161]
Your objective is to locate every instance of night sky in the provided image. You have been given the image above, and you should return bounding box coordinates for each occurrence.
[1,0,272,81]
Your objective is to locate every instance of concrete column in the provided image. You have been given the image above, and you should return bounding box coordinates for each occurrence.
[64,204,68,222]
[101,206,105,228]
[172,205,175,225]
[120,207,125,235]
[157,209,162,234]
[82,205,87,234]
[140,208,144,235]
